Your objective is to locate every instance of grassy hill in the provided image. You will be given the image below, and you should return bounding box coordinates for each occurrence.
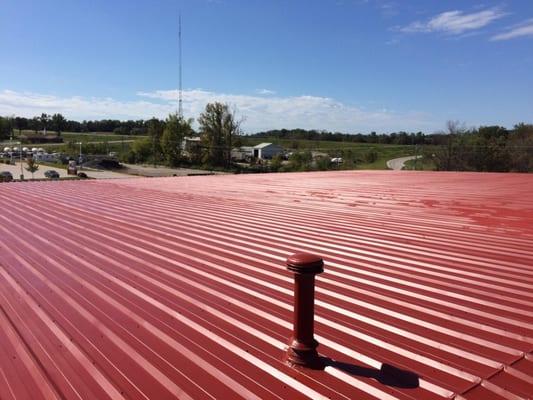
[241,136,415,170]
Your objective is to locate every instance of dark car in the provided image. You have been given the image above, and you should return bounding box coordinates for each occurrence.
[77,172,88,179]
[44,170,60,179]
[0,171,13,182]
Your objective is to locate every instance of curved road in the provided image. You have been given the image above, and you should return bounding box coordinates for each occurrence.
[386,155,421,170]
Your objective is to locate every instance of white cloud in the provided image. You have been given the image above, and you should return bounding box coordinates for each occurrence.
[139,89,433,132]
[399,8,506,35]
[0,89,433,133]
[0,89,173,120]
[491,19,533,41]
[256,89,276,95]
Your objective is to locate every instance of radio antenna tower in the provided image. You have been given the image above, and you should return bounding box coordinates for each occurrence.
[178,12,183,118]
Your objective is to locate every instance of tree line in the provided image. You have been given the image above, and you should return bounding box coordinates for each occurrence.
[430,122,533,172]
[252,128,430,145]
[2,112,531,172]
[0,113,152,137]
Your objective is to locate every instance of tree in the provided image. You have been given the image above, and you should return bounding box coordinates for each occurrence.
[0,116,13,140]
[51,113,67,136]
[188,140,203,165]
[198,102,241,167]
[113,126,129,135]
[39,113,50,134]
[315,156,331,171]
[507,124,533,172]
[14,117,28,136]
[474,126,510,172]
[161,113,194,167]
[432,121,467,171]
[130,137,153,163]
[25,157,39,179]
[146,117,164,166]
[431,122,520,172]
[26,117,39,134]
[288,151,313,171]
[270,154,283,172]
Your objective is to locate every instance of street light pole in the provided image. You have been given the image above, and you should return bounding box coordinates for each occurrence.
[19,141,24,180]
[10,131,13,165]
[77,142,83,170]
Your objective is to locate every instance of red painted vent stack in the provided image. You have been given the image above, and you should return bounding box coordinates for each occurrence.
[284,253,325,370]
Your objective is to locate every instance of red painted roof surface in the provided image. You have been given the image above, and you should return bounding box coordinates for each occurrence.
[1,171,532,400]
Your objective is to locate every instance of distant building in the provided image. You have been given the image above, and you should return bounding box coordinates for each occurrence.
[231,146,254,162]
[253,143,284,160]
[181,137,201,150]
[181,137,201,156]
[34,152,61,162]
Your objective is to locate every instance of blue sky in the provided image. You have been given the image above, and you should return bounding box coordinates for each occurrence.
[1,0,532,133]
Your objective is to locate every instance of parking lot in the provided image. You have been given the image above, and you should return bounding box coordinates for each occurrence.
[0,161,137,180]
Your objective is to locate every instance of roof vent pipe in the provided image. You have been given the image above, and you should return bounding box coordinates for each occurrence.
[284,253,325,370]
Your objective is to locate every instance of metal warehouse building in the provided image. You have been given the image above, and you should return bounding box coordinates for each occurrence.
[0,171,532,400]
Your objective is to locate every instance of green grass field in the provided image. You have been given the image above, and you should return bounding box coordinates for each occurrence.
[240,136,415,170]
[241,136,401,150]
[62,132,146,142]
[11,130,145,143]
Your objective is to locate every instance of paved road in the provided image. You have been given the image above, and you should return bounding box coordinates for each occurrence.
[1,162,136,180]
[386,155,421,170]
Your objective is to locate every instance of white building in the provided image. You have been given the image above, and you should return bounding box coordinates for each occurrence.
[252,143,284,160]
[231,146,254,162]
[181,137,201,153]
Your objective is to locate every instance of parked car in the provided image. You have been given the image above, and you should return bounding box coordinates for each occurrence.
[77,172,88,179]
[44,170,60,179]
[0,171,13,182]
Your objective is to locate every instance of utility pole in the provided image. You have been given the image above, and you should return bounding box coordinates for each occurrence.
[152,135,157,169]
[9,130,13,165]
[77,142,83,170]
[177,12,184,162]
[19,141,24,180]
[178,12,183,118]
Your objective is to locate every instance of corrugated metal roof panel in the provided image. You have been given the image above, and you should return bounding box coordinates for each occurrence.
[1,171,532,400]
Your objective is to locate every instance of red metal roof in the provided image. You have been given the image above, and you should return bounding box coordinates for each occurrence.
[1,171,532,400]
